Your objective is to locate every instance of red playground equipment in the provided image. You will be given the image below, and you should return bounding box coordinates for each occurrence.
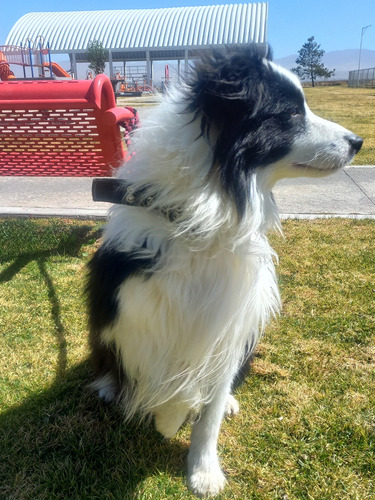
[0,49,16,80]
[0,40,71,81]
[0,75,136,176]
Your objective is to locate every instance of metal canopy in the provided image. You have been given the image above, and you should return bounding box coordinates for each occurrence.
[6,4,268,55]
[5,3,268,80]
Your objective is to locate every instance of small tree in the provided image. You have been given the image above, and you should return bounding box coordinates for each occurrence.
[291,36,335,87]
[86,40,108,75]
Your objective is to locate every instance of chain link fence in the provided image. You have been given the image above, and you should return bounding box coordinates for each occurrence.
[348,67,375,88]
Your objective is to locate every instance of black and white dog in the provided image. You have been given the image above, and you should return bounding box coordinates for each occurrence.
[87,47,362,496]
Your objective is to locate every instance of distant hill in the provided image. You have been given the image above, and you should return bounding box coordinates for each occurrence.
[275,49,375,80]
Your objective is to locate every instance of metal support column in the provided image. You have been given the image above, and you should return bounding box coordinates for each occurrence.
[146,50,151,86]
[71,52,77,79]
[108,50,113,77]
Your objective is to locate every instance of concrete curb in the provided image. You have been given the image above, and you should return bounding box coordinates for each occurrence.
[0,207,109,219]
[1,209,374,221]
[280,213,375,220]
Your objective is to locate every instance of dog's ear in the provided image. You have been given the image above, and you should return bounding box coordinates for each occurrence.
[186,47,272,218]
[186,46,269,137]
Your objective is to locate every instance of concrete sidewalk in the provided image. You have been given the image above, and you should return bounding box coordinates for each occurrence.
[0,166,374,219]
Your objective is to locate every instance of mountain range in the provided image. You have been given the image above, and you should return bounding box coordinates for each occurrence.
[275,49,375,80]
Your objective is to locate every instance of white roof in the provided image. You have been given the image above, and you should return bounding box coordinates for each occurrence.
[6,3,268,56]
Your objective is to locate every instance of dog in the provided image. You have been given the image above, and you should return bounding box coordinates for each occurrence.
[86,47,362,497]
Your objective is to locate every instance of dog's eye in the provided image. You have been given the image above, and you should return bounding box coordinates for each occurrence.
[291,108,301,117]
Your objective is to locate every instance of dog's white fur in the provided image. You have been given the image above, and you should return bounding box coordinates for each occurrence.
[90,56,361,496]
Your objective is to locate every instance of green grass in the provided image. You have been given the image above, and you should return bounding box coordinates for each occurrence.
[119,85,375,165]
[304,86,375,165]
[0,218,374,499]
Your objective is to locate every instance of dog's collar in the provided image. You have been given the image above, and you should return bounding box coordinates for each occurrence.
[92,178,151,206]
[92,178,183,222]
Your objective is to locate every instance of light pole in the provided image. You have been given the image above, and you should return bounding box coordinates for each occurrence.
[358,25,372,71]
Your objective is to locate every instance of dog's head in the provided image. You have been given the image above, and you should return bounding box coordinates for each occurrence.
[187,47,363,217]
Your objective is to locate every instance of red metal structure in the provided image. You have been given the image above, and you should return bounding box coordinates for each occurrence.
[0,74,135,176]
[0,49,16,80]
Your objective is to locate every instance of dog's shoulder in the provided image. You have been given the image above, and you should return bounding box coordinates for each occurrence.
[86,245,156,332]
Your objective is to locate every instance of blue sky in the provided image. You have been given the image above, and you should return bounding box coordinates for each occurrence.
[0,0,374,58]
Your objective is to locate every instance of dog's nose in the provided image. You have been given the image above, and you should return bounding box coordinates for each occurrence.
[346,134,363,155]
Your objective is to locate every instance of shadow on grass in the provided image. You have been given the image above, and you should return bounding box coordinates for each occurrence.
[0,221,188,498]
[0,362,188,499]
[0,221,102,380]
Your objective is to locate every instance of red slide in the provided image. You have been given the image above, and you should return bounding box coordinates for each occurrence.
[43,62,71,78]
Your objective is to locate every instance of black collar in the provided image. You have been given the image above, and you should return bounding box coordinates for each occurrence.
[92,178,182,221]
[92,178,151,206]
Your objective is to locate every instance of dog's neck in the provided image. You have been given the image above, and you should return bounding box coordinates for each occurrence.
[92,178,183,222]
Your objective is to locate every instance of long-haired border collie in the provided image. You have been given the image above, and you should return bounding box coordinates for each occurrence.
[87,46,362,496]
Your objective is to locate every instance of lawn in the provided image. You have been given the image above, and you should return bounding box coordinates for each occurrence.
[0,218,374,499]
[120,84,375,166]
[304,85,375,165]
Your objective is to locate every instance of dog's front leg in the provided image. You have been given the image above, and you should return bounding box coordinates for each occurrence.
[187,381,231,497]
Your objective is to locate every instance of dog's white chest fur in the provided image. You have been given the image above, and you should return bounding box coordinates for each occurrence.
[101,233,279,436]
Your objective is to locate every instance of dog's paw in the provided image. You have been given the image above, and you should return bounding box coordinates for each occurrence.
[90,374,118,403]
[187,466,227,497]
[153,399,191,438]
[98,384,117,403]
[224,394,240,417]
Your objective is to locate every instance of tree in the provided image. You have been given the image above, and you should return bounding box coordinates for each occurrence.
[291,36,335,87]
[86,40,108,75]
